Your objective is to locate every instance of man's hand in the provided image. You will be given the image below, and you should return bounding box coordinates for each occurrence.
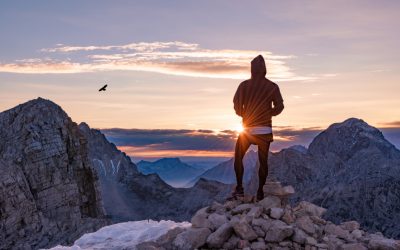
[271,103,284,116]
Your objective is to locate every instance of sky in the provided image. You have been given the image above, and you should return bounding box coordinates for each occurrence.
[1,1,399,161]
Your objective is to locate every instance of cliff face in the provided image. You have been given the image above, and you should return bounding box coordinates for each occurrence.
[290,118,400,239]
[0,98,108,250]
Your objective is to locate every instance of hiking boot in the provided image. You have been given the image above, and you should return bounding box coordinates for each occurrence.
[227,186,244,201]
[256,189,264,201]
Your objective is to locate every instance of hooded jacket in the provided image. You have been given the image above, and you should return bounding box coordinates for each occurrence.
[233,55,284,128]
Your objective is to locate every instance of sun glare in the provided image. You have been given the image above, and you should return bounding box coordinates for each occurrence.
[235,124,244,133]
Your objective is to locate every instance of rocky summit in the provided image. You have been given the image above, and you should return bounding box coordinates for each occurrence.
[137,182,400,250]
[0,98,108,250]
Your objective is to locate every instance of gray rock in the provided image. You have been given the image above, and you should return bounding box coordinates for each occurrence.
[253,226,266,238]
[292,228,308,244]
[264,220,294,242]
[259,196,281,210]
[231,203,254,214]
[247,206,264,218]
[340,243,367,250]
[136,241,162,250]
[281,207,295,224]
[270,207,284,219]
[208,213,228,230]
[222,235,240,250]
[368,236,400,250]
[296,216,316,235]
[209,201,225,214]
[237,239,251,249]
[191,207,211,229]
[305,236,318,246]
[251,241,267,250]
[315,243,328,249]
[351,229,363,239]
[153,227,185,249]
[293,201,326,218]
[172,227,211,249]
[232,220,258,241]
[206,222,233,248]
[340,221,360,231]
[252,218,274,233]
[324,223,351,241]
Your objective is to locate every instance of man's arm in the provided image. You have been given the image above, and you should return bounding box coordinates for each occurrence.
[233,83,244,116]
[271,85,284,116]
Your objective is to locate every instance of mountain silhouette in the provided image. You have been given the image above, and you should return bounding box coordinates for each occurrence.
[137,158,204,187]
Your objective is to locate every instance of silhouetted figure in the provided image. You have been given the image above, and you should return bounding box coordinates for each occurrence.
[232,55,284,201]
[99,84,107,91]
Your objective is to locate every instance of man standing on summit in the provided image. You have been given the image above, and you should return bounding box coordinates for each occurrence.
[232,55,284,201]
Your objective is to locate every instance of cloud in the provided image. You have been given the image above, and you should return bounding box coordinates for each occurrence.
[379,121,400,127]
[0,41,316,81]
[101,128,238,151]
[101,125,400,160]
[101,126,323,159]
[0,59,92,74]
[41,41,200,53]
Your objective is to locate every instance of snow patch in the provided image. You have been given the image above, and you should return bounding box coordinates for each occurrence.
[47,220,191,250]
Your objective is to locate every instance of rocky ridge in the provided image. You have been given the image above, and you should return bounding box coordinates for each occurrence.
[0,98,108,250]
[137,182,400,250]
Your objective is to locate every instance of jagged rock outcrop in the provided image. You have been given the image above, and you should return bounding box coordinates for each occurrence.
[288,118,400,239]
[0,98,109,250]
[79,123,232,222]
[137,183,400,250]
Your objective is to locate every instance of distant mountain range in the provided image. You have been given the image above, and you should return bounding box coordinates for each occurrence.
[185,150,258,187]
[137,158,204,187]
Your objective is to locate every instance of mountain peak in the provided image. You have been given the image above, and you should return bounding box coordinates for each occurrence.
[287,145,308,154]
[0,97,72,131]
[308,117,393,159]
[329,118,376,132]
[24,97,61,109]
[79,122,90,130]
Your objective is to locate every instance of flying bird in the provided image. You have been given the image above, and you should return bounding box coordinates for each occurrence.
[99,84,107,92]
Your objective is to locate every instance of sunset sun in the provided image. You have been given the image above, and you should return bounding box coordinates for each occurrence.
[235,124,244,133]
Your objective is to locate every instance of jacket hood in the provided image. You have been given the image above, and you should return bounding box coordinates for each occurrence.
[251,55,266,78]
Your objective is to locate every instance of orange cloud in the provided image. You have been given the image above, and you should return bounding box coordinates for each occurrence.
[118,146,234,158]
[0,41,316,81]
